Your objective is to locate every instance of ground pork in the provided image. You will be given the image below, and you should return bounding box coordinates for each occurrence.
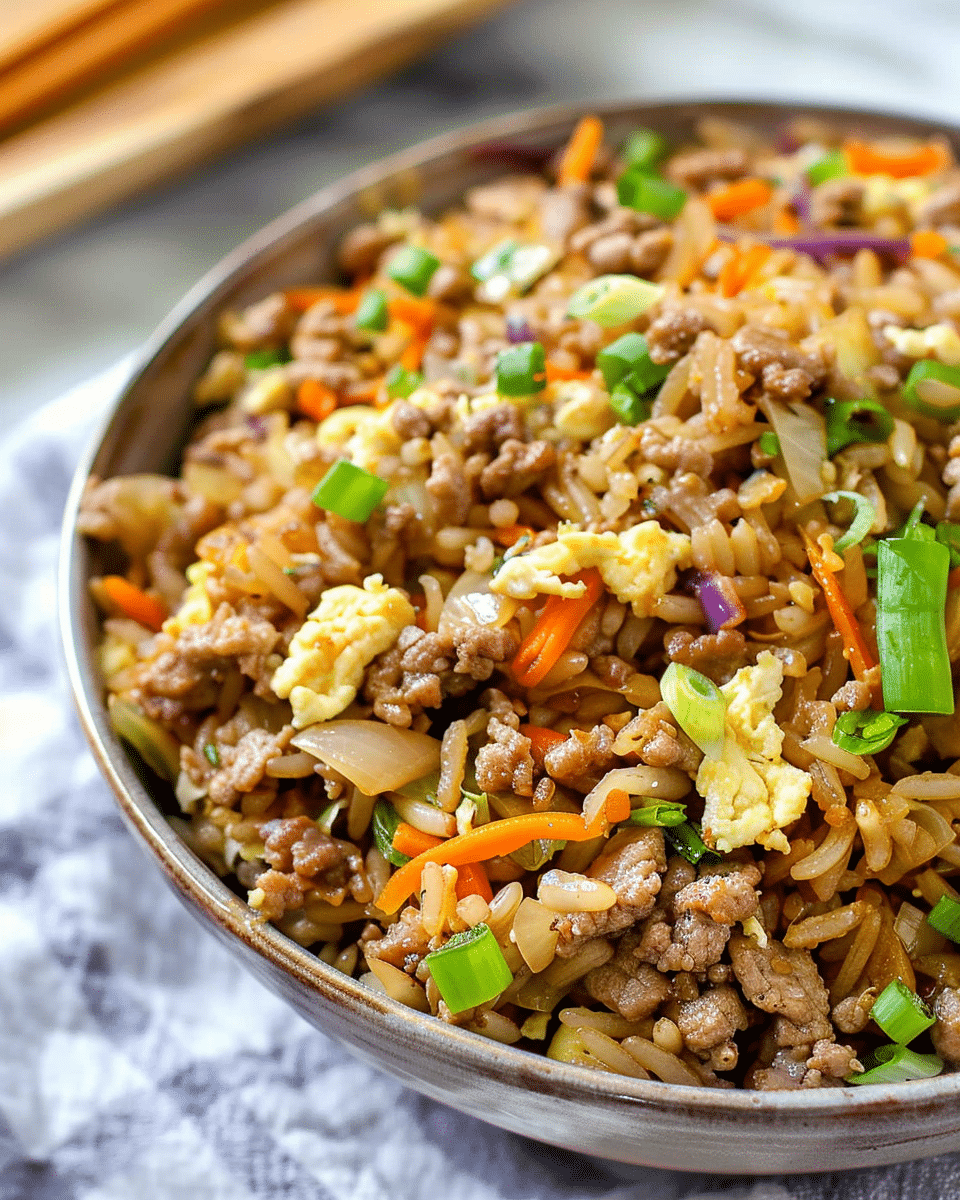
[474,718,534,796]
[831,990,875,1035]
[746,1040,861,1090]
[426,452,472,526]
[666,148,749,189]
[584,930,672,1020]
[364,905,432,975]
[551,828,666,956]
[919,180,960,228]
[479,438,556,499]
[390,401,432,441]
[208,726,292,806]
[262,815,349,877]
[677,985,748,1055]
[674,862,762,926]
[543,725,617,788]
[462,403,526,455]
[645,309,707,364]
[539,183,592,243]
[664,628,749,686]
[731,324,826,395]
[250,869,304,922]
[729,934,833,1044]
[338,222,398,276]
[933,988,960,1064]
[612,702,702,772]
[220,293,295,351]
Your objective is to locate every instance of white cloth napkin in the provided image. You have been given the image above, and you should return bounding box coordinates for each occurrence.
[1,367,959,1199]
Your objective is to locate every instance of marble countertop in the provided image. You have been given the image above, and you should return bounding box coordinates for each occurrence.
[2,0,959,427]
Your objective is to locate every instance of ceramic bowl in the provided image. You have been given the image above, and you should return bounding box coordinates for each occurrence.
[60,98,960,1173]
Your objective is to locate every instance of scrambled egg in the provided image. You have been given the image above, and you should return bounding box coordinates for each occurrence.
[697,651,811,854]
[552,380,616,442]
[271,574,414,728]
[316,405,402,472]
[883,322,960,368]
[489,521,692,616]
[861,175,931,224]
[162,561,214,636]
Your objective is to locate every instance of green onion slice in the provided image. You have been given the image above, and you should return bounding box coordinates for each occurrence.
[372,800,409,868]
[203,742,220,767]
[386,245,440,296]
[928,895,960,943]
[108,696,180,782]
[354,287,389,332]
[311,458,389,523]
[596,332,669,394]
[903,359,960,422]
[627,800,688,828]
[847,1044,943,1085]
[616,168,687,220]
[832,709,907,756]
[471,239,522,282]
[566,275,665,327]
[935,521,960,568]
[659,661,727,759]
[423,923,514,1014]
[758,431,781,457]
[622,128,668,171]
[824,396,894,458]
[244,348,290,369]
[665,821,722,866]
[385,364,425,399]
[820,490,876,555]
[807,149,849,186]
[317,799,347,835]
[609,379,652,426]
[496,341,546,396]
[870,979,936,1044]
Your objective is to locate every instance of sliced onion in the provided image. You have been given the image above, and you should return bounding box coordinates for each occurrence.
[821,490,876,555]
[581,765,691,828]
[292,720,440,795]
[762,398,827,505]
[506,314,536,344]
[437,569,519,638]
[511,897,560,973]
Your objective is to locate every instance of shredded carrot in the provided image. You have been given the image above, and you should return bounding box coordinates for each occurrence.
[556,115,604,187]
[844,139,950,180]
[707,178,774,222]
[545,361,593,383]
[296,378,338,422]
[512,568,605,688]
[284,285,362,314]
[911,230,949,259]
[399,323,431,372]
[949,567,960,591]
[100,575,167,632]
[490,523,535,547]
[519,723,569,768]
[454,862,493,903]
[772,207,800,235]
[718,242,772,297]
[388,295,436,334]
[804,535,880,698]
[376,803,624,914]
[392,822,444,859]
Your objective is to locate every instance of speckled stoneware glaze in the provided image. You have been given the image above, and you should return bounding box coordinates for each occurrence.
[61,99,960,1174]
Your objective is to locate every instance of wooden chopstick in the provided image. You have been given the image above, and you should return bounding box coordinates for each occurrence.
[0,0,232,136]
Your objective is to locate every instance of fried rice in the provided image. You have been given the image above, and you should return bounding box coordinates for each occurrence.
[79,111,960,1090]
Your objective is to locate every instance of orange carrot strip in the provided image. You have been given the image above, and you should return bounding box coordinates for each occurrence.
[718,243,772,297]
[519,723,569,768]
[604,788,632,825]
[844,140,950,179]
[101,575,167,632]
[911,230,949,259]
[454,862,493,903]
[376,806,622,914]
[512,569,605,688]
[491,523,535,547]
[400,326,430,372]
[556,115,604,187]
[805,535,879,695]
[707,178,774,222]
[772,207,800,234]
[392,822,444,859]
[345,376,384,406]
[296,378,337,422]
[388,295,437,333]
[285,285,362,314]
[545,361,593,383]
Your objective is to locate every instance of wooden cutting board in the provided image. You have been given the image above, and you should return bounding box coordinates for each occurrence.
[0,0,511,259]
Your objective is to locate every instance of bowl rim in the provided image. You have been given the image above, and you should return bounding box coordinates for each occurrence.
[59,94,960,1120]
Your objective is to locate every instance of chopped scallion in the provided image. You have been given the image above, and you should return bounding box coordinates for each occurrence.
[609,379,652,426]
[847,1044,943,1085]
[870,979,936,1044]
[385,363,425,399]
[203,742,220,767]
[627,800,688,828]
[820,490,876,555]
[387,245,440,296]
[566,275,665,327]
[832,709,907,756]
[471,239,521,282]
[903,359,960,422]
[659,661,727,759]
[622,128,668,172]
[807,149,848,186]
[617,168,687,220]
[824,396,894,458]
[928,894,960,943]
[311,459,389,523]
[354,287,389,332]
[423,923,514,1014]
[317,800,347,835]
[935,521,960,568]
[758,431,781,457]
[372,800,409,868]
[596,332,669,394]
[244,348,290,369]
[496,342,546,396]
[665,821,722,866]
